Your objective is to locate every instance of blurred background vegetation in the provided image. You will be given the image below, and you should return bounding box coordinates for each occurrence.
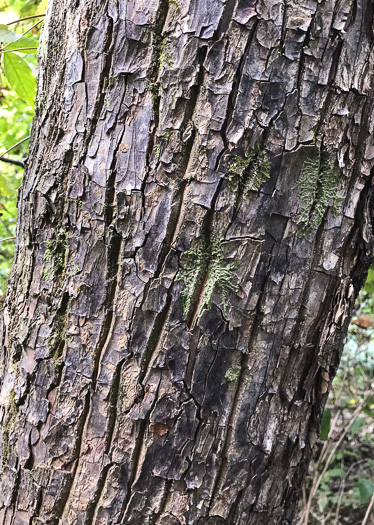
[0,0,44,293]
[299,285,374,525]
[0,1,373,524]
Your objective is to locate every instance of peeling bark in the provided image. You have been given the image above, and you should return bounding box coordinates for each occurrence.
[1,0,374,523]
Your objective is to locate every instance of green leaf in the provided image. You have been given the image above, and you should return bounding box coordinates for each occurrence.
[0,173,13,196]
[6,37,38,53]
[3,52,36,107]
[327,468,346,478]
[350,416,365,434]
[18,0,43,17]
[36,0,47,14]
[358,478,374,504]
[320,408,331,441]
[0,25,19,43]
[365,267,374,294]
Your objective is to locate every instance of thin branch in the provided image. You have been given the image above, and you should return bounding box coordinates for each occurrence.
[0,157,25,168]
[362,489,374,525]
[303,393,371,525]
[17,18,44,38]
[0,236,15,243]
[1,48,38,53]
[2,20,44,51]
[7,14,45,25]
[334,459,368,524]
[0,136,30,160]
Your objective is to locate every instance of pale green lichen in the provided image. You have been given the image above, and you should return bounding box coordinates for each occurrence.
[293,154,341,236]
[228,144,271,197]
[176,234,237,321]
[222,365,242,384]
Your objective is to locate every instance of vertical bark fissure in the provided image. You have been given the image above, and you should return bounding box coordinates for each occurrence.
[213,0,238,41]
[150,479,172,525]
[82,14,114,155]
[113,294,176,521]
[154,45,208,276]
[143,0,172,167]
[345,93,374,205]
[57,146,123,519]
[207,254,274,511]
[53,389,91,521]
[118,385,162,524]
[214,19,259,173]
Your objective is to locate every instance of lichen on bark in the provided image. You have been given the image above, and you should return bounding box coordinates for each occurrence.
[176,234,237,322]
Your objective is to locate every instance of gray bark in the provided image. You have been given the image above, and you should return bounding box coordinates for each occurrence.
[1,0,374,524]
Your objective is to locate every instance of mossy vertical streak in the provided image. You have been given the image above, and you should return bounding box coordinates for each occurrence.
[176,234,237,325]
[293,153,342,236]
[228,144,271,197]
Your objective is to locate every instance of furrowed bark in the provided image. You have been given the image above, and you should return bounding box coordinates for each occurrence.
[1,0,374,524]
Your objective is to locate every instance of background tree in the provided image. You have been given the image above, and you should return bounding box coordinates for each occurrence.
[0,0,374,524]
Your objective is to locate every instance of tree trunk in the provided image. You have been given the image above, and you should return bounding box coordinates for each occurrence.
[1,0,374,523]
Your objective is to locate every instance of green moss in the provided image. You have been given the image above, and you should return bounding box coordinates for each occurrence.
[153,132,171,160]
[7,389,17,420]
[176,236,208,316]
[42,229,69,280]
[222,365,242,384]
[228,144,271,197]
[67,264,80,278]
[157,39,174,69]
[146,78,160,96]
[153,142,161,159]
[69,197,83,207]
[176,234,237,321]
[104,202,117,210]
[293,153,341,236]
[1,428,9,470]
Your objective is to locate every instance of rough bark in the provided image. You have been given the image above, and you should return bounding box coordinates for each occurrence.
[1,0,374,524]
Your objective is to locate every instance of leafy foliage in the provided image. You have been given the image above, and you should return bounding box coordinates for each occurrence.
[2,0,46,17]
[294,153,342,236]
[0,171,19,294]
[300,282,374,524]
[3,50,36,106]
[0,0,44,296]
[176,234,237,321]
[228,143,271,197]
